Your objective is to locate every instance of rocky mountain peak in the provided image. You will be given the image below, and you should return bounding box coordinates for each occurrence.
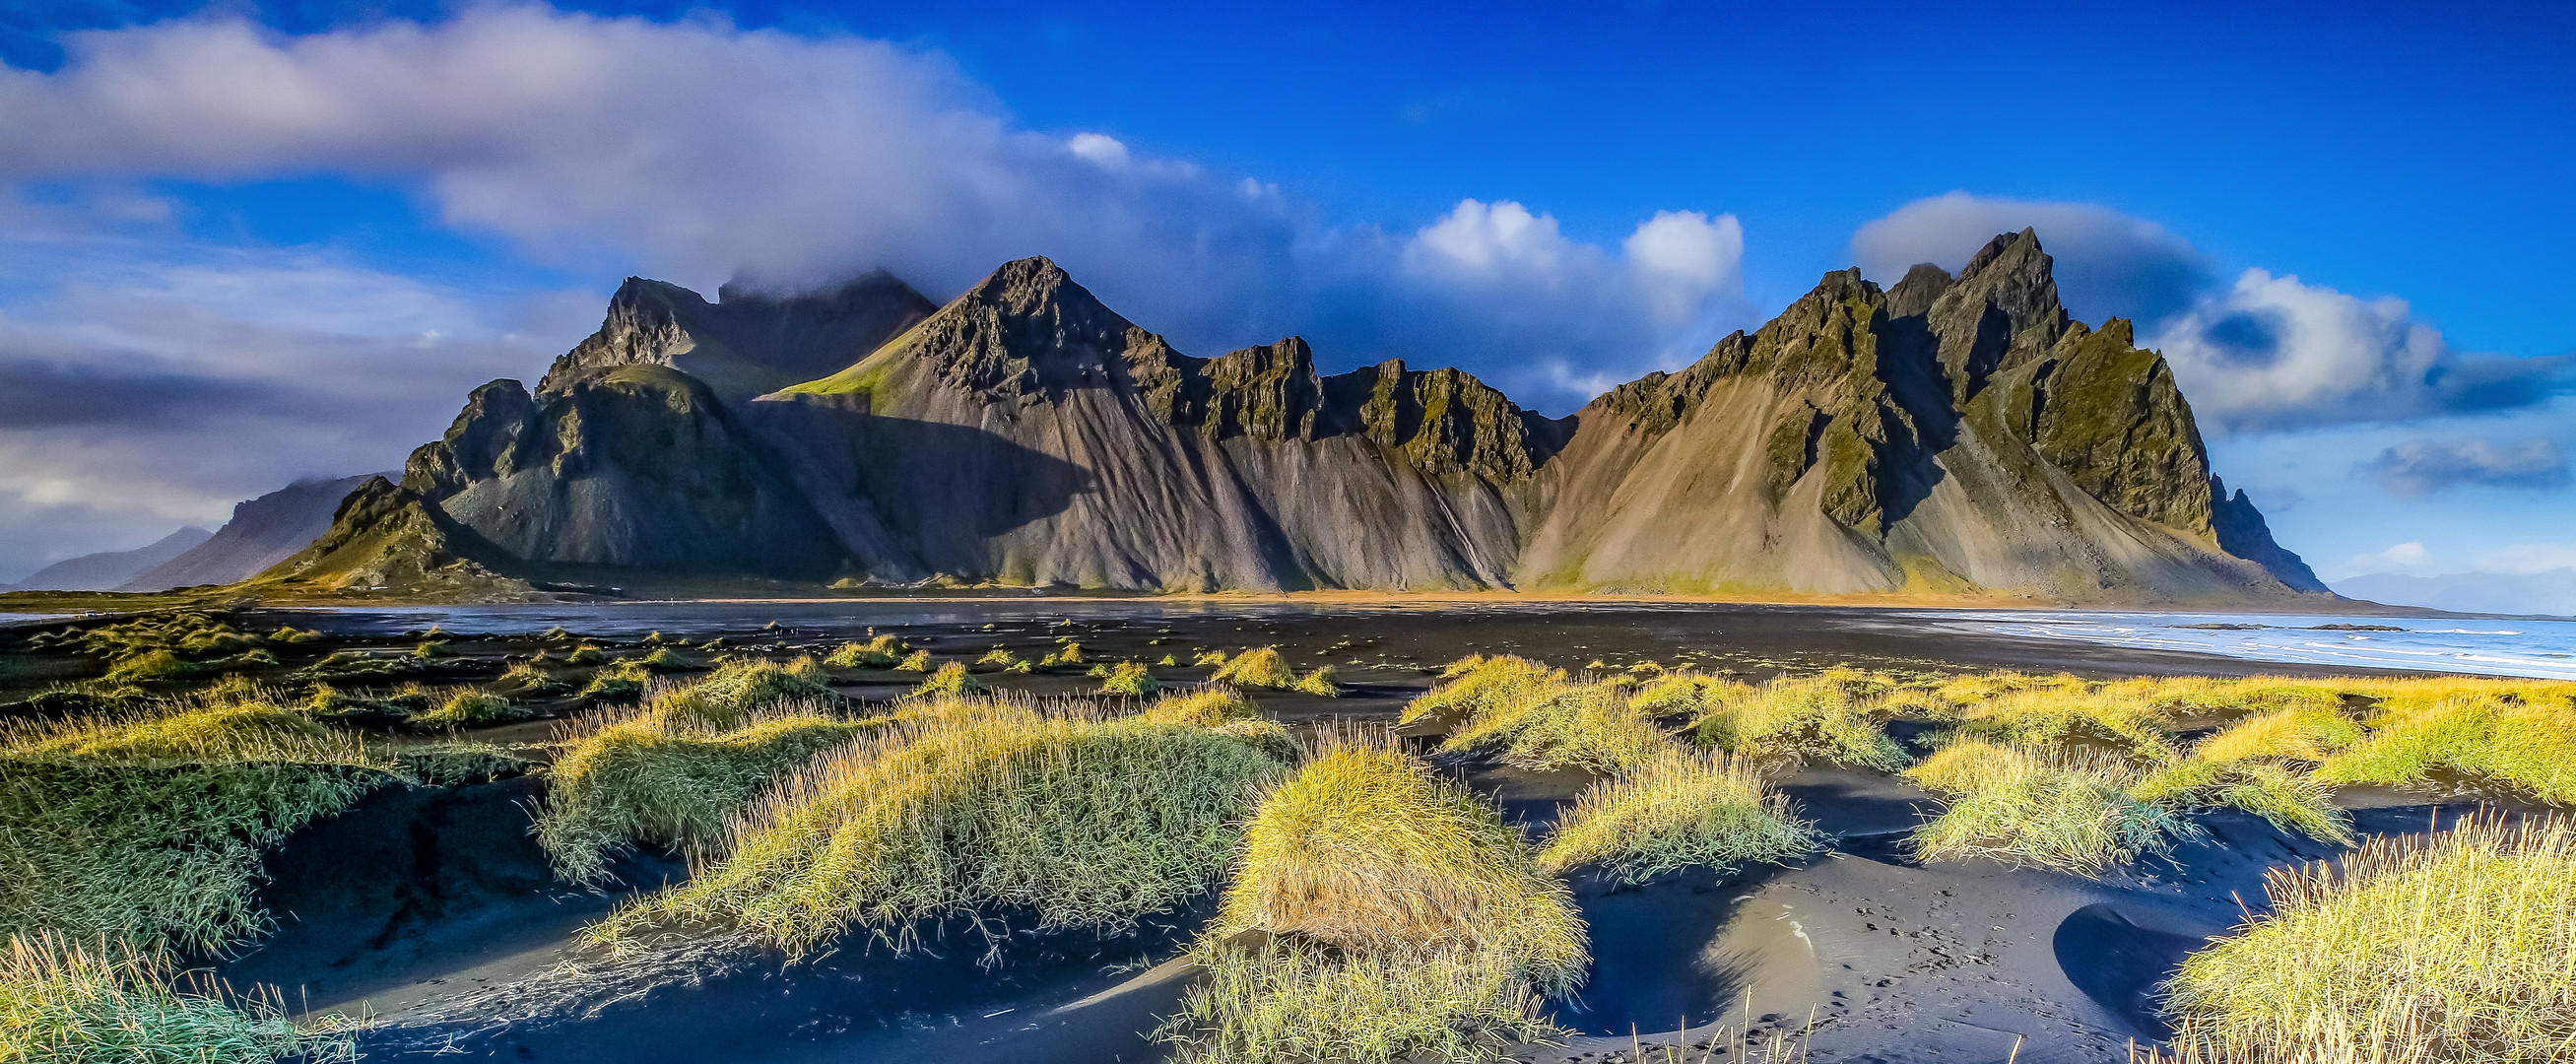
[1923,229,2070,403]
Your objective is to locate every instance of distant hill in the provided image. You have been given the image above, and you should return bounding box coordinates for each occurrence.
[255,231,2329,603]
[2333,569,2576,618]
[120,474,386,591]
[4,526,213,592]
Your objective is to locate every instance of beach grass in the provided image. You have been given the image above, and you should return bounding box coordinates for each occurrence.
[2,931,356,1064]
[1210,647,1298,690]
[1099,660,1158,697]
[1158,740,1585,1063]
[2164,816,2576,1064]
[1685,669,1912,771]
[1904,740,2198,875]
[536,699,890,884]
[1537,748,1824,884]
[0,698,382,952]
[2315,694,2576,805]
[2133,759,2354,844]
[910,660,977,697]
[412,689,524,728]
[587,697,1291,957]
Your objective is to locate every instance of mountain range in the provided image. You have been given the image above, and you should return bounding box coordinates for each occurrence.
[251,231,2328,603]
[2331,570,2576,618]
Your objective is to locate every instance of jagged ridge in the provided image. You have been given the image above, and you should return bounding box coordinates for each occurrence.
[267,234,2323,602]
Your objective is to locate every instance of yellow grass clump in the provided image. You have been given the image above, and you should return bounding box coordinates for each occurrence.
[588,698,1292,957]
[412,689,524,728]
[910,660,978,697]
[2,932,356,1064]
[2133,759,2354,844]
[645,657,832,731]
[2197,705,2366,765]
[1538,749,1823,884]
[1437,675,1671,774]
[2165,816,2576,1064]
[1903,740,2197,875]
[1141,688,1263,727]
[2316,695,2576,805]
[1940,684,2181,762]
[535,699,891,884]
[1098,660,1159,697]
[1687,669,1912,771]
[1210,646,1299,689]
[893,649,935,672]
[1159,742,1586,1063]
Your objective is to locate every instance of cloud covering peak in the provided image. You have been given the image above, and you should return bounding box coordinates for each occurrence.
[0,7,1750,409]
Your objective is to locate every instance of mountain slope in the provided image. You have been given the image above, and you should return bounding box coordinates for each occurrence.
[1516,232,2307,599]
[288,235,2324,602]
[5,527,211,592]
[120,474,384,591]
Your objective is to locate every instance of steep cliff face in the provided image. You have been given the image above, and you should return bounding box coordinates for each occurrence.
[400,370,842,577]
[1516,231,2317,600]
[287,237,2323,601]
[755,258,1553,590]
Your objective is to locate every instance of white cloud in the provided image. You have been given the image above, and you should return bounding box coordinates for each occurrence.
[1067,132,1131,168]
[0,8,1748,412]
[1625,210,1744,328]
[1851,191,2211,324]
[2149,269,2574,433]
[2474,543,2576,575]
[2341,541,2439,578]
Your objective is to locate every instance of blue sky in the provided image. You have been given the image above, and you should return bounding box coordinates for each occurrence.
[1,0,2572,588]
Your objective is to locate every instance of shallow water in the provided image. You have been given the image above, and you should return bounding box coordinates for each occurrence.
[1910,609,2576,681]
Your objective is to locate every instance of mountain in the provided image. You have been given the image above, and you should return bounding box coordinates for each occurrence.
[118,474,386,591]
[2332,569,2576,618]
[4,526,213,592]
[261,233,2324,602]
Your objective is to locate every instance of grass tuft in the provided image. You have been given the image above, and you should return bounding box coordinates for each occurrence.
[1210,647,1299,690]
[1,698,380,951]
[824,635,907,668]
[1686,670,1912,770]
[2133,759,2355,844]
[911,660,977,697]
[2,932,356,1064]
[589,698,1291,957]
[1538,749,1824,884]
[1160,741,1585,1063]
[1097,661,1158,697]
[2316,696,2576,804]
[1904,740,2198,875]
[2165,816,2576,1064]
[413,690,524,728]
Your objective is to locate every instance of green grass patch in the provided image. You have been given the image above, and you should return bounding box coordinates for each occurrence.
[1904,740,2198,876]
[1,699,381,952]
[589,698,1292,957]
[1210,647,1298,689]
[2133,759,2354,844]
[413,690,524,728]
[910,660,977,697]
[1538,749,1824,884]
[2165,816,2576,1064]
[537,701,888,884]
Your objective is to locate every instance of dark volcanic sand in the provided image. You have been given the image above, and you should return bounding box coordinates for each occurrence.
[31,601,2524,1063]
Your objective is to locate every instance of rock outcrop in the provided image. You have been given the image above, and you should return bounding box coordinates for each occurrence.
[274,233,2325,602]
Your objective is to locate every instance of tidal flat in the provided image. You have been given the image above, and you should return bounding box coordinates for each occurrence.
[2,601,2567,1064]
